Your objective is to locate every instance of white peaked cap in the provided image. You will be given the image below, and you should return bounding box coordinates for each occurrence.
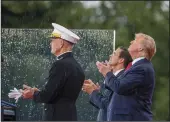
[51,23,80,44]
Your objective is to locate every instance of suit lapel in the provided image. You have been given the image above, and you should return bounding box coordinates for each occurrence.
[116,70,125,78]
[132,58,149,67]
[120,58,150,77]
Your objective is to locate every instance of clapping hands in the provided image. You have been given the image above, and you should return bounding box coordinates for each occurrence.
[21,84,40,99]
[96,61,112,77]
[82,79,100,94]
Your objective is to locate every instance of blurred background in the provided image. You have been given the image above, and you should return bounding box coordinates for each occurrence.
[1,1,169,121]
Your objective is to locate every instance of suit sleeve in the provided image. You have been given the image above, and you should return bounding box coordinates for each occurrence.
[33,61,66,103]
[105,67,145,95]
[89,86,112,109]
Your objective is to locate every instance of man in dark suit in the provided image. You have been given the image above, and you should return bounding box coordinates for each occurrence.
[21,23,85,121]
[82,47,132,121]
[96,33,156,121]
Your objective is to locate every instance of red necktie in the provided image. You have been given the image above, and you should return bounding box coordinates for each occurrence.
[125,62,132,70]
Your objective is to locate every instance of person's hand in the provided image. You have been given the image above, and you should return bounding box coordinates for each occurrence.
[82,79,99,94]
[22,84,35,99]
[23,84,40,92]
[32,87,40,92]
[101,60,109,66]
[96,61,111,77]
[22,89,34,99]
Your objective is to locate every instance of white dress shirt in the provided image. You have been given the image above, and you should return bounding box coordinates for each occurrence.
[114,68,124,76]
[104,68,124,84]
[132,57,145,65]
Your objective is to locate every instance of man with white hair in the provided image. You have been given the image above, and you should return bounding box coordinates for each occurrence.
[96,33,156,121]
[21,23,85,121]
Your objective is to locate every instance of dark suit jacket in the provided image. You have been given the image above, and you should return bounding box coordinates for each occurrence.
[89,70,124,121]
[33,52,85,121]
[105,58,155,121]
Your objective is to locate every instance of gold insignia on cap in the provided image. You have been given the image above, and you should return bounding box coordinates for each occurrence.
[49,33,61,38]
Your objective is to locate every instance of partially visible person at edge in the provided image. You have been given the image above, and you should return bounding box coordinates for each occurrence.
[96,33,156,121]
[21,23,85,121]
[82,46,132,121]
